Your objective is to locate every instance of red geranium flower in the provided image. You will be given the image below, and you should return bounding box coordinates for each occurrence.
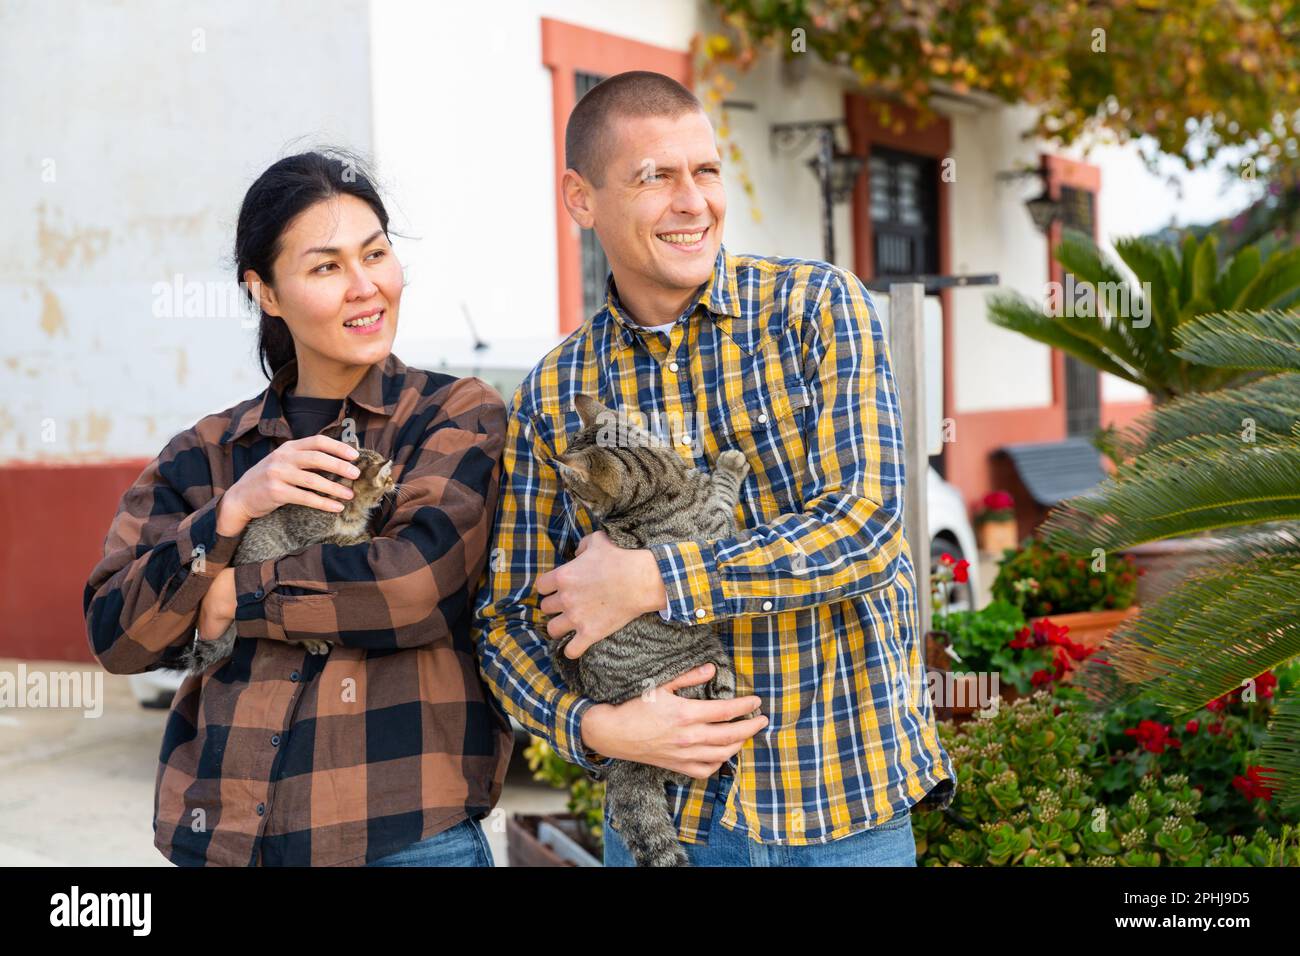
[1232,766,1277,802]
[953,559,970,584]
[1185,719,1199,734]
[1123,719,1182,754]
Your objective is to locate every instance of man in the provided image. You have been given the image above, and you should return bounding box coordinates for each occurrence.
[473,70,955,867]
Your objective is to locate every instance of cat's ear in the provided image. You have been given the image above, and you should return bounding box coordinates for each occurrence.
[573,393,615,430]
[553,457,590,487]
[377,460,392,482]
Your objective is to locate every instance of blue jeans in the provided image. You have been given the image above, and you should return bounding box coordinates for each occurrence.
[602,772,917,867]
[366,816,495,867]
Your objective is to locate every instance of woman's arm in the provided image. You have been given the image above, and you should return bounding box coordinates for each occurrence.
[231,376,508,651]
[83,427,245,675]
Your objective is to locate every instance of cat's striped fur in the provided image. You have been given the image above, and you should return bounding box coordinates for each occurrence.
[551,394,760,867]
[178,449,396,675]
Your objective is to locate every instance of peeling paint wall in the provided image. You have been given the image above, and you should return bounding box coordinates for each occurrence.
[0,0,372,464]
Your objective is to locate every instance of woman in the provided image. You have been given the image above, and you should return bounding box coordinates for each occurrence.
[83,151,511,866]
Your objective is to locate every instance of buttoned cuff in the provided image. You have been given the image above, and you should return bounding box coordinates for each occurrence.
[165,493,243,613]
[554,692,614,775]
[649,540,725,625]
[233,559,286,641]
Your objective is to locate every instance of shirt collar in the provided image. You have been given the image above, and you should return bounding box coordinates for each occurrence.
[221,351,403,445]
[604,245,743,351]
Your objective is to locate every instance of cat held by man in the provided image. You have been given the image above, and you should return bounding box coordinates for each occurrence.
[550,393,762,867]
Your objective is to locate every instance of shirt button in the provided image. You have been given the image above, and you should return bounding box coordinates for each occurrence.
[762,600,774,611]
[253,588,264,599]
[694,608,706,619]
[290,671,300,682]
[680,434,692,446]
[757,413,768,425]
[256,803,266,816]
[668,361,679,373]
[270,735,280,746]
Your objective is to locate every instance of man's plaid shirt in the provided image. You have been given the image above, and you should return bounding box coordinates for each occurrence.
[474,246,955,845]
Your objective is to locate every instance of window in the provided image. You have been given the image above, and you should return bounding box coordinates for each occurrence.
[1059,186,1100,437]
[868,147,939,277]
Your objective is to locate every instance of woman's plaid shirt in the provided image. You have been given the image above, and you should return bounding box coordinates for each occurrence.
[474,246,956,845]
[84,353,513,866]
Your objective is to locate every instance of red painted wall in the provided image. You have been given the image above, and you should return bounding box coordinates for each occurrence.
[1,459,150,662]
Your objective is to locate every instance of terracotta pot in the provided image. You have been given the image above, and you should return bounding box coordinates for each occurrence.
[976,518,1019,557]
[1027,605,1141,655]
[924,631,1015,723]
[506,813,602,867]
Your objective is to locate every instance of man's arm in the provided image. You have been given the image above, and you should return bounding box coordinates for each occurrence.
[472,392,612,774]
[650,268,909,624]
[232,376,507,651]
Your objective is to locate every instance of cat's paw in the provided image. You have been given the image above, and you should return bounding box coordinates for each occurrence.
[298,640,332,655]
[716,449,749,478]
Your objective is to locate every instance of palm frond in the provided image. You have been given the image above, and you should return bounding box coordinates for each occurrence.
[1040,431,1300,552]
[986,290,1146,387]
[1115,373,1300,459]
[1258,692,1300,811]
[1071,554,1300,715]
[1175,309,1300,372]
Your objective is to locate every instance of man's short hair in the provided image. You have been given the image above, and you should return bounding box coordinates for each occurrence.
[565,71,705,188]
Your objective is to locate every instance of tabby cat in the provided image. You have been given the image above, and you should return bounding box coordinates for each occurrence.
[179,448,397,675]
[550,393,761,867]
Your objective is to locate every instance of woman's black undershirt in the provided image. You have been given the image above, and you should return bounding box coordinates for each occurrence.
[283,390,344,440]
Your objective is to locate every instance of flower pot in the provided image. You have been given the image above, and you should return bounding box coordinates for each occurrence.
[976,518,1019,556]
[1027,605,1141,676]
[924,631,1013,722]
[506,813,602,867]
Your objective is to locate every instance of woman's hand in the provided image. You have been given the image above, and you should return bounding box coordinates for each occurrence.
[196,568,237,641]
[222,435,362,529]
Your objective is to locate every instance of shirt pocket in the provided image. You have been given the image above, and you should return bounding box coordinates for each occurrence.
[712,379,812,525]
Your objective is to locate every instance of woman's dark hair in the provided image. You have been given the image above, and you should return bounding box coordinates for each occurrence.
[235,149,391,380]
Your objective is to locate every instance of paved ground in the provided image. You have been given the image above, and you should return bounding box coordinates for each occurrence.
[0,659,567,866]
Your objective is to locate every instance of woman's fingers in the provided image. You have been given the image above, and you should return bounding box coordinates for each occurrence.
[293,435,361,462]
[293,449,363,481]
[291,468,355,501]
[280,484,349,512]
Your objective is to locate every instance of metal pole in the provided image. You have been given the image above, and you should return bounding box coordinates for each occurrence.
[888,282,931,641]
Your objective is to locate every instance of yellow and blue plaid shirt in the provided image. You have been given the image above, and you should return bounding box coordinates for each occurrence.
[473,246,955,844]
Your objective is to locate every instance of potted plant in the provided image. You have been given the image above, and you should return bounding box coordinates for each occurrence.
[991,538,1141,651]
[973,490,1018,555]
[506,737,604,866]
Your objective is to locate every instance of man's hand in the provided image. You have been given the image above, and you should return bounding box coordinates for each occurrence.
[537,530,669,659]
[580,663,768,779]
[196,567,237,641]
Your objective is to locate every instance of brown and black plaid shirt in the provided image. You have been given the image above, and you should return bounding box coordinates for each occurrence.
[83,352,512,866]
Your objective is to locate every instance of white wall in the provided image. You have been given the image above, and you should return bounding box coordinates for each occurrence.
[945,103,1056,414]
[0,0,373,464]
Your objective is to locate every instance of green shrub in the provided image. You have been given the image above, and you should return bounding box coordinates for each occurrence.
[991,538,1139,617]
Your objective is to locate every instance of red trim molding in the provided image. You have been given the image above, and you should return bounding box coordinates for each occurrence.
[541,18,692,334]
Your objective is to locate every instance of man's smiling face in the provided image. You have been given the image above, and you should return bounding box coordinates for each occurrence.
[587,109,726,302]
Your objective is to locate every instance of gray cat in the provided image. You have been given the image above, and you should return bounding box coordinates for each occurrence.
[550,393,761,867]
[179,448,397,675]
